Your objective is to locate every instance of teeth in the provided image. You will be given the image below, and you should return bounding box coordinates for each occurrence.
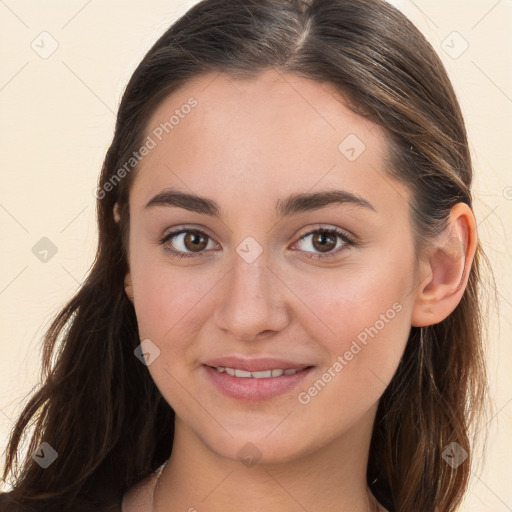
[213,366,302,378]
[252,370,272,378]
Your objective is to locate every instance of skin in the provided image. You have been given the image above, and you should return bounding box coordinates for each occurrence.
[118,68,477,512]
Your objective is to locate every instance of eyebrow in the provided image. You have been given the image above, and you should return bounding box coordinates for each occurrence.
[144,187,376,217]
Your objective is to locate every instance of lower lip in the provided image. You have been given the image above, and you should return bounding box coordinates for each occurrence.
[202,365,314,402]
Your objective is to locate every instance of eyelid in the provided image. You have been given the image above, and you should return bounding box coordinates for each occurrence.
[296,225,356,245]
[159,224,357,260]
[159,227,220,259]
[292,225,356,259]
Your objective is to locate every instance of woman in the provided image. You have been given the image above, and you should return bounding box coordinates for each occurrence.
[0,0,490,511]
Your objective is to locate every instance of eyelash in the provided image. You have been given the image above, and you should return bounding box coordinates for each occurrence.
[159,226,357,261]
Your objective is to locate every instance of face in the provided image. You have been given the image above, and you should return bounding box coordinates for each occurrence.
[124,69,418,464]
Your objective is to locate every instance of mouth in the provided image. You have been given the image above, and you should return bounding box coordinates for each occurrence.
[207,365,311,378]
[202,363,315,402]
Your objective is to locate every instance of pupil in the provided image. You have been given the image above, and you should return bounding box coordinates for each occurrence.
[315,232,335,252]
[187,232,205,250]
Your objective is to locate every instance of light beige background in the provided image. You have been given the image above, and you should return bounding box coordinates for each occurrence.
[0,0,511,509]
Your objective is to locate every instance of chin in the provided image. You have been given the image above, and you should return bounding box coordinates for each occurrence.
[198,426,316,466]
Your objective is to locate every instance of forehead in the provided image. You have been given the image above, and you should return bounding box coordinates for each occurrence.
[131,68,409,212]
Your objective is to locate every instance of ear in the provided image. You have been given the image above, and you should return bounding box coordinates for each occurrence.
[124,272,134,304]
[411,202,477,327]
[113,202,121,223]
[113,202,134,303]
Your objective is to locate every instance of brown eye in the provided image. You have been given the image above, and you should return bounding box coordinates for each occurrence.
[295,227,355,259]
[182,231,208,252]
[160,229,216,259]
[311,231,337,253]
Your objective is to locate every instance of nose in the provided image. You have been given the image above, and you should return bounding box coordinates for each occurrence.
[213,250,290,342]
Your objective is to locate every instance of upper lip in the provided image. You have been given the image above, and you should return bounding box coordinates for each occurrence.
[202,356,313,372]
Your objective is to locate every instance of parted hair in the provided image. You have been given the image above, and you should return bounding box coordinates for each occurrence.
[1,1,490,511]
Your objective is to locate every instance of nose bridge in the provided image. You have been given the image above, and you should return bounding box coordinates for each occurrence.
[214,241,287,340]
[231,244,269,297]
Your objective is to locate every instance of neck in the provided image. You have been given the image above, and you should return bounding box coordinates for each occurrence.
[153,404,382,512]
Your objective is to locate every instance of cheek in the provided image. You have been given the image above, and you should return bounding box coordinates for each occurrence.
[290,249,415,380]
[129,237,222,357]
[129,253,217,405]
[290,263,413,434]
[133,265,213,344]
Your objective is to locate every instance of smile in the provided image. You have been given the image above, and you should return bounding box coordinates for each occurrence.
[203,364,314,401]
[211,366,302,378]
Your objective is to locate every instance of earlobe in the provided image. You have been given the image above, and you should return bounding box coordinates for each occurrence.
[125,273,134,303]
[113,202,121,223]
[411,203,477,327]
[114,202,133,302]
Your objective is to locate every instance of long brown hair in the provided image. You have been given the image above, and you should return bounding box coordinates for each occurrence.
[1,0,491,510]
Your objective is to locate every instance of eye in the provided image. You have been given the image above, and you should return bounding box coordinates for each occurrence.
[159,226,356,260]
[159,229,218,259]
[293,227,356,260]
